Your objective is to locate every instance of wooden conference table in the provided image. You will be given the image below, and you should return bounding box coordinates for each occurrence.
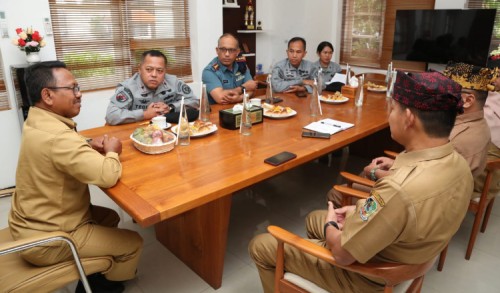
[80,90,391,289]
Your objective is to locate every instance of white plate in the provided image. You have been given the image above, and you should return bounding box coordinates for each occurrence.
[171,123,218,137]
[367,86,387,92]
[263,109,297,119]
[319,95,349,104]
[163,122,172,130]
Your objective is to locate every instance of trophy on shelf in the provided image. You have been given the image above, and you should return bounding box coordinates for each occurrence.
[244,0,255,30]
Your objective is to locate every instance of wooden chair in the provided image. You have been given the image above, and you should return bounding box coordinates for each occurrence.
[253,74,269,97]
[355,72,387,85]
[268,224,435,293]
[0,228,113,292]
[437,158,500,271]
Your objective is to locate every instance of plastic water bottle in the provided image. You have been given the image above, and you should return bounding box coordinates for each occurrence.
[310,79,320,117]
[240,92,252,136]
[355,74,364,107]
[178,107,191,145]
[199,84,210,122]
[317,68,324,96]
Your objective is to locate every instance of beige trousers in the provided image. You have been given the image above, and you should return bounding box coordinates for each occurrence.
[21,205,143,281]
[248,210,384,293]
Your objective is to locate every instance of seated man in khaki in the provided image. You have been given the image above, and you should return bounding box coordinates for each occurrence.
[249,71,473,293]
[474,61,500,200]
[9,61,143,292]
[327,62,493,206]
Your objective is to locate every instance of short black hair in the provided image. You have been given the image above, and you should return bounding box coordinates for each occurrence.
[316,41,334,54]
[288,37,306,50]
[465,89,488,108]
[399,101,457,138]
[24,61,67,105]
[218,33,240,48]
[141,50,168,66]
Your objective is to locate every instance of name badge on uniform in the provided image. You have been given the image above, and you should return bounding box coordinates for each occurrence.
[223,80,229,84]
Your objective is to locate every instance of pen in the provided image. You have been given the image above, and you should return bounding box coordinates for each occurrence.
[321,121,341,128]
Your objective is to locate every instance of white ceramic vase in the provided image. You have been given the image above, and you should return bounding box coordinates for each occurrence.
[26,52,41,64]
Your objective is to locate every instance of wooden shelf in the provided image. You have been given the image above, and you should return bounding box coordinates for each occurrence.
[237,30,264,33]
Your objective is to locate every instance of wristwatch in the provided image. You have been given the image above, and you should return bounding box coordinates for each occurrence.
[168,104,175,113]
[324,221,339,237]
[240,85,246,94]
[370,167,379,181]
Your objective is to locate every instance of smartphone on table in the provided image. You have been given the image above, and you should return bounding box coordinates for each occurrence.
[264,151,297,166]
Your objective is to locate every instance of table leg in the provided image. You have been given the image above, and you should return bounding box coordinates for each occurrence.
[154,195,232,289]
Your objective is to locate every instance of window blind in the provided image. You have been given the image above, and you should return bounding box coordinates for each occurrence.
[341,0,435,70]
[49,0,192,91]
[0,50,9,111]
[467,0,500,55]
[340,0,386,68]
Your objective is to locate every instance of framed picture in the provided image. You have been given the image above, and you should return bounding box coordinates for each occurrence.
[223,0,240,8]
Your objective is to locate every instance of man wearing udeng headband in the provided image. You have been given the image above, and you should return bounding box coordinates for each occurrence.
[249,71,472,293]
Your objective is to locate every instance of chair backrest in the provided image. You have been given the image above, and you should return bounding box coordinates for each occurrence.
[0,228,113,293]
[355,72,386,85]
[253,74,269,97]
[268,225,435,293]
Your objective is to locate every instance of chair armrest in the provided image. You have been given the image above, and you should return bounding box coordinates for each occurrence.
[267,225,436,287]
[340,172,375,188]
[0,231,73,255]
[384,150,399,159]
[334,185,370,200]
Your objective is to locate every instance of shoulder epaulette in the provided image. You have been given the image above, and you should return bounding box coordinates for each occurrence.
[236,56,247,63]
[212,62,220,71]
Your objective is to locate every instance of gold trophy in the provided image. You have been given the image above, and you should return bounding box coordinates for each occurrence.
[245,0,255,30]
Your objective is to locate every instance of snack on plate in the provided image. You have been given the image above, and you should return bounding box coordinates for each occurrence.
[189,120,214,135]
[262,103,293,115]
[366,81,387,90]
[132,125,174,145]
[323,91,346,101]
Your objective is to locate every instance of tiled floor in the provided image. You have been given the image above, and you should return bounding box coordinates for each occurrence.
[1,154,499,293]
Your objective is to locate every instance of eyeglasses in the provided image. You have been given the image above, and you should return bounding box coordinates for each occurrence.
[47,85,81,95]
[217,47,239,54]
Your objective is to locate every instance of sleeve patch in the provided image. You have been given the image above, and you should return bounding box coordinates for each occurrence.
[181,84,192,95]
[115,92,129,103]
[360,197,378,221]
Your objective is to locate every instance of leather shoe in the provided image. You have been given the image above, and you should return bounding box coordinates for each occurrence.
[75,273,124,293]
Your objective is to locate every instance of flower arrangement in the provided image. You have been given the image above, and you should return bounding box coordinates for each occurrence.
[11,27,46,53]
[489,45,500,61]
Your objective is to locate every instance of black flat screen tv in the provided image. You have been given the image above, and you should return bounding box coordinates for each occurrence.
[392,9,496,66]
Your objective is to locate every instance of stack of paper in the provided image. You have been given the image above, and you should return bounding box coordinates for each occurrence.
[304,118,354,135]
[326,73,346,85]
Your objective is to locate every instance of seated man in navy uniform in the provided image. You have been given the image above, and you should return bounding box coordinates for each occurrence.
[249,71,473,293]
[271,37,316,94]
[106,50,198,125]
[202,33,258,104]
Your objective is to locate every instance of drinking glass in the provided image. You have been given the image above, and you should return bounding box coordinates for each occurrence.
[240,94,252,136]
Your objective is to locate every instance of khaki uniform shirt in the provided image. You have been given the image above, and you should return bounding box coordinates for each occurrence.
[105,72,198,125]
[341,143,472,268]
[485,91,500,148]
[450,110,490,178]
[9,107,122,240]
[271,59,317,93]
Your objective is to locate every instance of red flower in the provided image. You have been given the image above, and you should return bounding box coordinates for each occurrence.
[32,31,41,42]
[15,28,23,34]
[18,38,26,47]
